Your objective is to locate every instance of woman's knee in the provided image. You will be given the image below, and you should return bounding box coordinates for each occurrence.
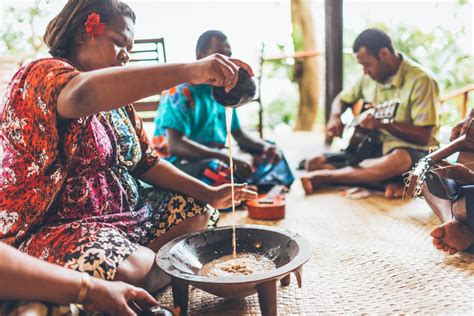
[185,211,210,231]
[114,246,156,287]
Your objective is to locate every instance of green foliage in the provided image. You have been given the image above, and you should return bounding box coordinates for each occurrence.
[0,0,56,59]
[264,91,298,129]
[374,23,472,92]
[344,15,474,127]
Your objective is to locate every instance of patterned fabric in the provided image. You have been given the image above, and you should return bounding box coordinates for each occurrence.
[340,53,440,154]
[153,83,240,161]
[0,58,217,281]
[153,83,294,189]
[174,158,240,187]
[0,301,79,316]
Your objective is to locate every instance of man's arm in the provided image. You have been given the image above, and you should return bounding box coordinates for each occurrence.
[167,128,255,178]
[232,128,281,163]
[360,116,435,146]
[382,122,435,145]
[231,128,266,153]
[327,92,355,137]
[167,128,227,161]
[451,109,474,141]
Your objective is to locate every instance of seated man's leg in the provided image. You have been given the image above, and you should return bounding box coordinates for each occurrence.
[174,158,239,186]
[425,185,474,254]
[305,154,337,171]
[304,151,354,172]
[301,148,412,194]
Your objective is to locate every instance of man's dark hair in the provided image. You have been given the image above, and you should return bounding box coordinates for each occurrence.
[196,30,227,54]
[352,28,395,58]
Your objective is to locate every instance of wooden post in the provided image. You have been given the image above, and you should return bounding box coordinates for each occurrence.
[461,92,468,119]
[324,0,343,141]
[291,0,320,131]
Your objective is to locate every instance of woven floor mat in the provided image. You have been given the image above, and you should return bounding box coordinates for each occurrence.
[156,186,474,315]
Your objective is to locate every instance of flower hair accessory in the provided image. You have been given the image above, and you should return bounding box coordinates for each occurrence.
[85,12,106,44]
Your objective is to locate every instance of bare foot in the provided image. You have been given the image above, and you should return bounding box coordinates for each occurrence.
[305,156,336,171]
[430,220,474,254]
[384,183,405,199]
[301,177,314,195]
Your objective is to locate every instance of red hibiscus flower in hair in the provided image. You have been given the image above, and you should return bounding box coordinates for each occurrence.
[85,12,106,43]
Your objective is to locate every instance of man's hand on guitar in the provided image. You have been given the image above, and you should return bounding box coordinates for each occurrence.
[433,160,474,184]
[327,114,344,137]
[450,115,474,141]
[359,114,382,130]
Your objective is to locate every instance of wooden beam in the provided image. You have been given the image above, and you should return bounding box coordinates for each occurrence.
[324,0,343,125]
[263,50,322,62]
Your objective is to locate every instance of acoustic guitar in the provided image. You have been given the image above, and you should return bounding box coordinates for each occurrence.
[246,185,287,220]
[405,120,474,197]
[342,100,400,153]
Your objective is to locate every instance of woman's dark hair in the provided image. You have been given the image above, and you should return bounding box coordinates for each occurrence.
[44,0,136,58]
[352,28,395,58]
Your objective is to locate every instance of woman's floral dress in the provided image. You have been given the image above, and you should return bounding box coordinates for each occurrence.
[0,58,218,281]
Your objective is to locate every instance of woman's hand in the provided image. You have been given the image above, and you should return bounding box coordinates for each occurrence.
[207,183,258,209]
[183,54,254,92]
[82,278,158,316]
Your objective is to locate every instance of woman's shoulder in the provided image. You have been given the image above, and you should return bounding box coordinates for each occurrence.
[21,57,76,74]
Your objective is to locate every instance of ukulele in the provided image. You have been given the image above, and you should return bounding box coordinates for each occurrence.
[405,120,474,197]
[246,185,287,220]
[342,100,400,153]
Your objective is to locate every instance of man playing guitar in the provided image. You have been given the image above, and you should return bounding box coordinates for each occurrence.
[301,28,440,198]
[421,110,474,254]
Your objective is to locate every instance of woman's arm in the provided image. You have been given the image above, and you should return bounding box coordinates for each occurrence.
[57,54,253,119]
[139,159,257,209]
[0,243,157,315]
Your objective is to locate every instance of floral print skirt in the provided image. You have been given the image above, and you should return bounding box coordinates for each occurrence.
[1,187,218,314]
[19,186,219,280]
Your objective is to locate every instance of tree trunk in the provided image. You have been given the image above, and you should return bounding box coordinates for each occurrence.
[291,0,320,131]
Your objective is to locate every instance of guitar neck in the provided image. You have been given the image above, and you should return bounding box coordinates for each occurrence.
[425,133,470,163]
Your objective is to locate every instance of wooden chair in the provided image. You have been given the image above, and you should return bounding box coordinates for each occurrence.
[129,38,166,122]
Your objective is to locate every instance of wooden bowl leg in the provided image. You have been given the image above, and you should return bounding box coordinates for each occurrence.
[280,273,291,287]
[257,280,277,316]
[294,266,303,288]
[171,277,189,316]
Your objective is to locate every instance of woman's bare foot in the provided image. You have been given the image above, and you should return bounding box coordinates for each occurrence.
[430,219,474,254]
[384,183,405,199]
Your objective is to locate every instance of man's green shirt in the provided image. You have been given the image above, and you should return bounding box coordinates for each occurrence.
[341,54,440,154]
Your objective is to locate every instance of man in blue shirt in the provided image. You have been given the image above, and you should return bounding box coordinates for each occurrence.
[153,30,293,190]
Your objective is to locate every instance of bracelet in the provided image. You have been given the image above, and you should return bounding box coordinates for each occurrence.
[75,272,90,304]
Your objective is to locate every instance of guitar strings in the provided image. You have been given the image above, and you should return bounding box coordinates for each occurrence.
[403,160,474,198]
